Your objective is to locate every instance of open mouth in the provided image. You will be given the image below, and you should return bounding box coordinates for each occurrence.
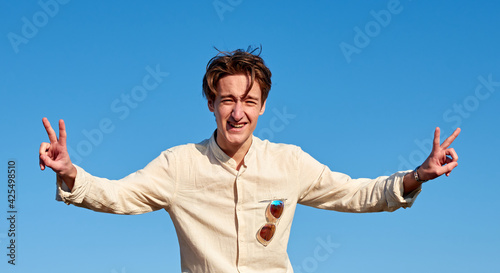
[228,122,246,129]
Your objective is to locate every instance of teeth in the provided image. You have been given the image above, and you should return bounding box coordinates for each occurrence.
[231,123,244,128]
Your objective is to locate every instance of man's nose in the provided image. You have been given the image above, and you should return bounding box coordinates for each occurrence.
[232,101,244,121]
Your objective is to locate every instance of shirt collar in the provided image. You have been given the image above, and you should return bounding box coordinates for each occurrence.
[208,130,257,170]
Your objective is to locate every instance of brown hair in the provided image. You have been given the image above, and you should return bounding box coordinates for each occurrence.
[202,47,272,103]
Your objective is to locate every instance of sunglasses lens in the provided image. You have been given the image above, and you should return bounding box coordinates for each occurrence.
[257,200,285,246]
[269,200,284,219]
[259,223,276,242]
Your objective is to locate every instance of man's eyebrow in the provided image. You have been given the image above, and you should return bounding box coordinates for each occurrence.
[243,95,259,100]
[220,94,235,99]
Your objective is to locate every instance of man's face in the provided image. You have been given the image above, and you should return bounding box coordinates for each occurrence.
[208,74,266,154]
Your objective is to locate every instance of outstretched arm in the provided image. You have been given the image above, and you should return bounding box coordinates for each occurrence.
[403,127,461,194]
[39,117,77,190]
[40,117,173,214]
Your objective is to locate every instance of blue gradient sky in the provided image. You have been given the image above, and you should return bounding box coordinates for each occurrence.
[1,1,499,272]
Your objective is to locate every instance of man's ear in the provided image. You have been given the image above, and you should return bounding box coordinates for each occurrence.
[259,100,267,115]
[208,100,215,112]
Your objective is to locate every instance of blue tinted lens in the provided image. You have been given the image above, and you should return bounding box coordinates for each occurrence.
[269,200,284,219]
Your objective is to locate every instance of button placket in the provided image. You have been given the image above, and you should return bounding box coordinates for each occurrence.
[235,166,247,270]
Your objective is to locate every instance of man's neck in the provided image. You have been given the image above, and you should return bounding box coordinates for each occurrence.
[215,132,252,170]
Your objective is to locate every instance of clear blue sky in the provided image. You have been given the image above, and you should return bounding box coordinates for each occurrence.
[1,0,499,272]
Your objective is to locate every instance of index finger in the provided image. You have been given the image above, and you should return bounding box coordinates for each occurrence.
[441,128,461,149]
[433,127,441,151]
[42,117,58,143]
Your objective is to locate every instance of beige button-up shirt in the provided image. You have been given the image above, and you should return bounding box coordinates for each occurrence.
[57,134,421,272]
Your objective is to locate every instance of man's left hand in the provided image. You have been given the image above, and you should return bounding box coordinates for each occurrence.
[417,127,461,181]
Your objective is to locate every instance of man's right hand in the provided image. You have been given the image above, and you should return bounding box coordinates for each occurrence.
[39,117,76,190]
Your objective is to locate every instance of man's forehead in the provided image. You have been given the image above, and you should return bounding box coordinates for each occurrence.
[217,75,262,100]
[217,74,252,88]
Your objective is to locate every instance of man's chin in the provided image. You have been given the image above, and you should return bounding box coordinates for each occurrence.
[223,133,251,146]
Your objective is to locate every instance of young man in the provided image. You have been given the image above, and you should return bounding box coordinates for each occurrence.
[39,49,460,272]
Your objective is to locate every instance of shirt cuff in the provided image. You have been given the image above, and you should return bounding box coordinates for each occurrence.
[386,170,422,209]
[55,164,89,205]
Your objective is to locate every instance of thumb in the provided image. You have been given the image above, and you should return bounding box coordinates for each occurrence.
[40,154,56,170]
[443,162,458,176]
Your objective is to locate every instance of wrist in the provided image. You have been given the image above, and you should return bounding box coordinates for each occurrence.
[413,165,429,183]
[59,165,77,190]
[60,164,76,177]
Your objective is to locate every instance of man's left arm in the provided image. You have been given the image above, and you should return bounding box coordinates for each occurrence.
[403,127,461,195]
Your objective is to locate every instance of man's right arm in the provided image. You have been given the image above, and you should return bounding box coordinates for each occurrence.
[40,117,175,214]
[56,152,176,214]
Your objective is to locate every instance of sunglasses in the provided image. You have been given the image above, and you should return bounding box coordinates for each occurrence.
[256,200,284,246]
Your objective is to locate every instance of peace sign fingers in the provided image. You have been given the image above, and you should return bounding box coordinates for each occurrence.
[420,127,461,181]
[58,119,67,146]
[42,117,58,144]
[39,117,74,174]
[440,127,461,150]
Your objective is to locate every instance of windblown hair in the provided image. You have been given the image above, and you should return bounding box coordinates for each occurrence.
[202,47,272,103]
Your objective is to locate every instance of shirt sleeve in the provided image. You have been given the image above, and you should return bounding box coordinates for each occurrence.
[55,150,177,215]
[296,147,421,212]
